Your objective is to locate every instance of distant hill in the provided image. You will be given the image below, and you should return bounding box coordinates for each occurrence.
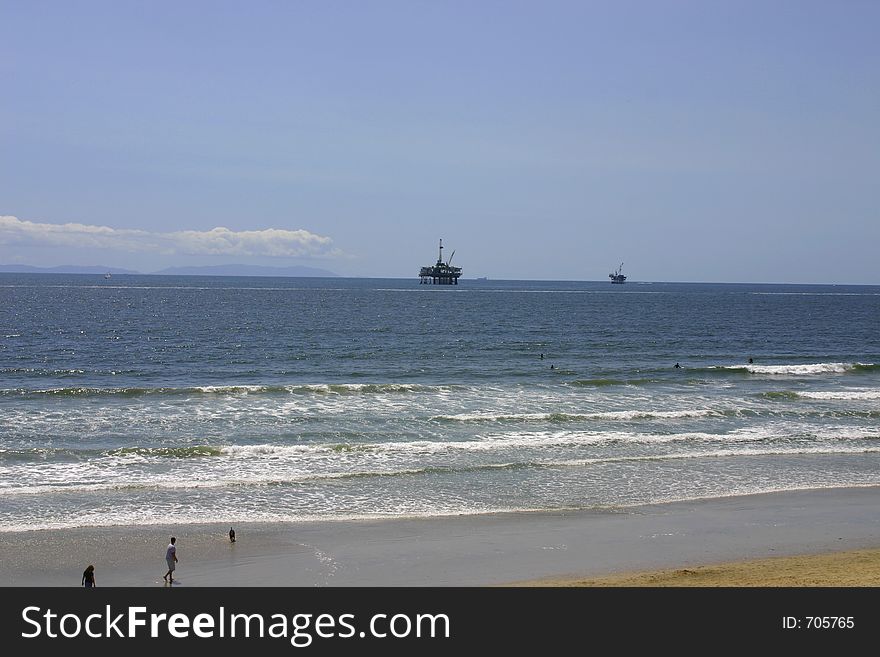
[0,264,140,275]
[151,264,339,277]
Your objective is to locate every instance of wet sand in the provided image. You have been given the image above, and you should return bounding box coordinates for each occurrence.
[1,486,878,587]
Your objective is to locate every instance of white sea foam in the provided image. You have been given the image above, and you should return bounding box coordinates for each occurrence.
[436,409,723,422]
[0,504,514,533]
[554,446,880,467]
[216,425,874,456]
[798,390,880,400]
[14,425,853,496]
[0,468,429,497]
[193,385,273,394]
[722,362,865,375]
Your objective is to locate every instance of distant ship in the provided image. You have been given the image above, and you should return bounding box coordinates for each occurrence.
[419,239,462,285]
[609,263,626,284]
[104,272,112,279]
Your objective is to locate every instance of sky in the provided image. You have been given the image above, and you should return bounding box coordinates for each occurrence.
[1,0,878,283]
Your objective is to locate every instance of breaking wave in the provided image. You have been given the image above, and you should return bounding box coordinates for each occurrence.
[0,382,455,399]
[706,362,877,376]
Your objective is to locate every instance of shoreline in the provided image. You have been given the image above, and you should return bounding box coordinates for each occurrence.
[2,486,879,586]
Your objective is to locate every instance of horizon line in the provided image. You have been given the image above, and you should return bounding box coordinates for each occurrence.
[0,268,876,287]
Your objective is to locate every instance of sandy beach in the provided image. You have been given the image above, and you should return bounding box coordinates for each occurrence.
[519,548,880,586]
[1,486,878,587]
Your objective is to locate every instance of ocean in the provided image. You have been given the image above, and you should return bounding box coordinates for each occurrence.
[2,274,879,532]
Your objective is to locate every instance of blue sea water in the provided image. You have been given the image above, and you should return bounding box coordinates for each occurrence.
[1,274,879,531]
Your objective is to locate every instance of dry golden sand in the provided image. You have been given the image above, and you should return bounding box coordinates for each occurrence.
[511,548,880,587]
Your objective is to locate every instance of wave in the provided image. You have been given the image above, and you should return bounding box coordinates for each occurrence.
[0,447,94,462]
[231,428,880,455]
[5,446,880,499]
[435,408,880,422]
[700,362,877,376]
[758,391,802,400]
[4,423,878,465]
[568,378,661,387]
[1,461,543,497]
[797,390,880,401]
[107,446,224,458]
[432,409,724,423]
[746,363,867,375]
[8,482,880,533]
[760,389,880,401]
[1,367,86,376]
[0,382,457,399]
[0,445,224,464]
[798,390,880,401]
[555,446,880,467]
[568,362,877,381]
[0,385,242,398]
[101,427,880,458]
[0,467,437,497]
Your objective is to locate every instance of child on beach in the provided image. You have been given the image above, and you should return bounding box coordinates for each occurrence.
[82,564,95,587]
[163,537,178,583]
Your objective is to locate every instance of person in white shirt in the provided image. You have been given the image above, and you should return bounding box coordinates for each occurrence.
[163,537,178,583]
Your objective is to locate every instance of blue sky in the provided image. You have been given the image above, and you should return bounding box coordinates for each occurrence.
[2,0,878,282]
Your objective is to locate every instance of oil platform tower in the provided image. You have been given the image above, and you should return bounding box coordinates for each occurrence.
[419,239,462,285]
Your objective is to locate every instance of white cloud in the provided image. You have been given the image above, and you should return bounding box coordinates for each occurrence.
[0,215,338,258]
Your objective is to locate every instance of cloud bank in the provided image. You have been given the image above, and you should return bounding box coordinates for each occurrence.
[0,215,338,258]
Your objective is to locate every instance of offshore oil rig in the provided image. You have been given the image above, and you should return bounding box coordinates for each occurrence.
[419,239,462,285]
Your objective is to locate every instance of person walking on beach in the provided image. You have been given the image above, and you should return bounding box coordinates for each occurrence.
[81,564,96,587]
[163,537,178,583]
[229,527,236,543]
